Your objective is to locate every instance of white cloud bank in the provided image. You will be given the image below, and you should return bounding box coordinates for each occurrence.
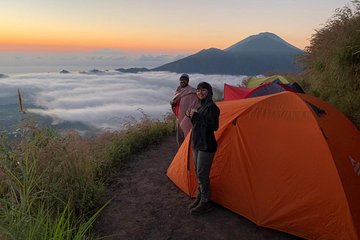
[0,71,247,131]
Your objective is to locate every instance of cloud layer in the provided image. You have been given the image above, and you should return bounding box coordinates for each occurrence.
[0,71,246,131]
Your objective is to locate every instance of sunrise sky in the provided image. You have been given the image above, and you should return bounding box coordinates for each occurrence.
[1,0,349,54]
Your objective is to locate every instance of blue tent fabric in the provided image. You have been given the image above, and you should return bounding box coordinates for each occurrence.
[248,82,286,98]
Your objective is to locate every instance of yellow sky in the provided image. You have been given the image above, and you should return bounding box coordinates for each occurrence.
[0,0,349,53]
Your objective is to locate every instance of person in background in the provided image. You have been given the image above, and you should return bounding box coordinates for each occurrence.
[188,82,220,215]
[171,73,200,147]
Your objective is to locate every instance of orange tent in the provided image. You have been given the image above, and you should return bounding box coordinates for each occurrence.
[167,92,360,240]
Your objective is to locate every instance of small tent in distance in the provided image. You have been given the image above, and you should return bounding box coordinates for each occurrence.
[167,92,360,240]
[245,75,289,88]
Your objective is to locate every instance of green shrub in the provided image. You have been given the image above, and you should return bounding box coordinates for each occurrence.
[299,1,360,128]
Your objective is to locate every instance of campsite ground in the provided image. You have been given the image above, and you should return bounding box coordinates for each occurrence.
[94,135,302,240]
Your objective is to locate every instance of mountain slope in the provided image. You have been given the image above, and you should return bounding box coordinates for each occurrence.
[225,32,301,53]
[152,32,304,75]
[152,48,237,75]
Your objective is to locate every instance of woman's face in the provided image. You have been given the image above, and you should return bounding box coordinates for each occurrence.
[196,87,208,100]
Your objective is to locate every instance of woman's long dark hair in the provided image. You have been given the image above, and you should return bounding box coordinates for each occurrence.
[197,82,213,105]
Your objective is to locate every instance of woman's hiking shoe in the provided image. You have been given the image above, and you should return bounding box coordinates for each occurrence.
[190,202,213,215]
[188,197,201,209]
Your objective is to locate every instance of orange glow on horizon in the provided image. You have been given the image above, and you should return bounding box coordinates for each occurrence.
[0,42,201,54]
[0,32,308,53]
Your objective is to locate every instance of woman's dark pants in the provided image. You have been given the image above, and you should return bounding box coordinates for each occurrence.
[192,149,215,203]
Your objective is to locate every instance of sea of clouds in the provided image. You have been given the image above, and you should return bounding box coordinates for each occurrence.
[0,71,247,131]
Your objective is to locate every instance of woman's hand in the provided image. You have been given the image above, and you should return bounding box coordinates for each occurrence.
[190,109,198,117]
[185,109,197,118]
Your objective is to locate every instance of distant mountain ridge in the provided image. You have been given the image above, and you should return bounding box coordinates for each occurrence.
[152,32,304,75]
[0,73,9,78]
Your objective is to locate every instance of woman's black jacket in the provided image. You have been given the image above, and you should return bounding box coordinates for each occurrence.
[190,99,220,152]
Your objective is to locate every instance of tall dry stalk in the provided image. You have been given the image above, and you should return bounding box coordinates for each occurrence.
[17,88,24,113]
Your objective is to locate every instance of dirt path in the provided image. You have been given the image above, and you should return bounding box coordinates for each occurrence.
[94,136,301,240]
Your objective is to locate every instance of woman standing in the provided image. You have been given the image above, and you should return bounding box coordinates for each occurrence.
[188,82,220,215]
